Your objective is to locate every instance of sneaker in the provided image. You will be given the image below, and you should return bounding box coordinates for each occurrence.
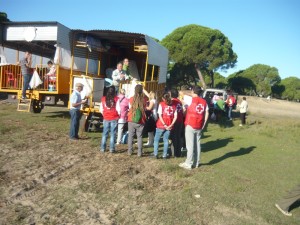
[275,204,292,216]
[179,162,192,170]
[100,149,105,153]
[239,124,243,127]
[21,96,26,99]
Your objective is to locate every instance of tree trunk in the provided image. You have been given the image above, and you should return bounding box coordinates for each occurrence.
[195,64,206,90]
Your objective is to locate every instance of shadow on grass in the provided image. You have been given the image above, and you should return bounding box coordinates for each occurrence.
[45,110,71,119]
[202,146,256,165]
[202,137,234,152]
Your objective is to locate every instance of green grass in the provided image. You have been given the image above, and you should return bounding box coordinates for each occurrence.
[0,103,299,224]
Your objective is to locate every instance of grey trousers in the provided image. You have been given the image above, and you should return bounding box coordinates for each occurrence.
[184,125,202,167]
[128,122,144,156]
[276,184,300,211]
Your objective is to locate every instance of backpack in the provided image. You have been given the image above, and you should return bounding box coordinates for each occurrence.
[132,108,142,123]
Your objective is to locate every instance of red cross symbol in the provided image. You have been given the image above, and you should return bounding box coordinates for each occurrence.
[164,106,174,116]
[196,104,204,114]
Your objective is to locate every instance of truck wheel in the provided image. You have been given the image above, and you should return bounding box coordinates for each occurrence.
[31,99,43,113]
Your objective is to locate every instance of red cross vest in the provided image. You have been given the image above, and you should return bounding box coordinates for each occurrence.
[172,98,184,123]
[184,97,207,129]
[156,101,176,129]
[101,96,119,121]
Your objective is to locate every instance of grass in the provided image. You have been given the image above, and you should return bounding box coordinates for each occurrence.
[0,102,299,224]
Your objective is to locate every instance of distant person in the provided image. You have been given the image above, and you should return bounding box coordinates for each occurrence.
[143,89,157,147]
[18,51,32,99]
[179,86,209,170]
[123,58,131,78]
[169,88,184,157]
[45,60,56,89]
[111,62,126,94]
[116,89,129,145]
[238,97,248,126]
[226,93,236,120]
[100,86,120,153]
[275,184,300,216]
[152,92,177,159]
[69,83,87,140]
[127,84,147,157]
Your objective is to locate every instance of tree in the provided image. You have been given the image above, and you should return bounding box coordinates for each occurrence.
[280,77,300,101]
[240,64,281,96]
[161,24,237,87]
[0,12,10,22]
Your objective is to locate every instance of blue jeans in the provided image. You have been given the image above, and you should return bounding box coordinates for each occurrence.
[101,119,118,152]
[69,109,81,139]
[228,106,233,119]
[153,128,170,158]
[22,74,32,98]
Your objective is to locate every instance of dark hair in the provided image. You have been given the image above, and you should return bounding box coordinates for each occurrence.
[243,97,246,100]
[47,60,53,65]
[170,88,179,98]
[192,86,203,96]
[105,86,116,108]
[162,92,172,105]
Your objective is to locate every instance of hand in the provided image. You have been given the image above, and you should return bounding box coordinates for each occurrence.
[81,99,87,104]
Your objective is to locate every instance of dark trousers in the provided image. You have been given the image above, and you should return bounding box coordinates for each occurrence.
[240,113,246,125]
[170,122,183,157]
[69,109,81,139]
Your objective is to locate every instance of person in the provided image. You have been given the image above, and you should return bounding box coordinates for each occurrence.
[111,62,125,94]
[18,51,32,99]
[100,86,120,153]
[238,97,248,126]
[275,184,300,216]
[44,60,56,89]
[152,92,177,159]
[116,89,129,145]
[127,84,147,156]
[169,88,184,157]
[69,83,87,140]
[143,90,157,147]
[179,86,209,170]
[226,93,236,120]
[123,58,130,77]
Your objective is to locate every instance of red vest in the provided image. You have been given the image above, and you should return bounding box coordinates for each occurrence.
[172,98,184,123]
[184,97,207,129]
[156,101,176,129]
[101,96,119,121]
[127,96,147,124]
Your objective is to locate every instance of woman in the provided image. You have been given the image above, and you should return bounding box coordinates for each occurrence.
[100,86,120,153]
[143,90,157,147]
[127,84,147,156]
[152,92,177,159]
[116,89,129,144]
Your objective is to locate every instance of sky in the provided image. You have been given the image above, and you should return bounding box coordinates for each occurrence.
[1,0,300,79]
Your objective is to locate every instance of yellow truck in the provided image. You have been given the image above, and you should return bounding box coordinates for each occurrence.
[0,21,169,128]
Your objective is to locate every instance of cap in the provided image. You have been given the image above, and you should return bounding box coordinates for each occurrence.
[75,82,84,87]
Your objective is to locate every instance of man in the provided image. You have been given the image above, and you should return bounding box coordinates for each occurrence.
[69,83,87,140]
[111,62,125,94]
[18,51,32,99]
[238,97,248,126]
[226,93,236,120]
[179,86,209,170]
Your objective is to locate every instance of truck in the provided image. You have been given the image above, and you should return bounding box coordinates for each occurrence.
[0,21,169,128]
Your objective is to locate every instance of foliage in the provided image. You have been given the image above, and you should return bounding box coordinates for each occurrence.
[161,24,237,87]
[213,72,227,89]
[227,64,281,96]
[0,12,10,22]
[280,77,300,101]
